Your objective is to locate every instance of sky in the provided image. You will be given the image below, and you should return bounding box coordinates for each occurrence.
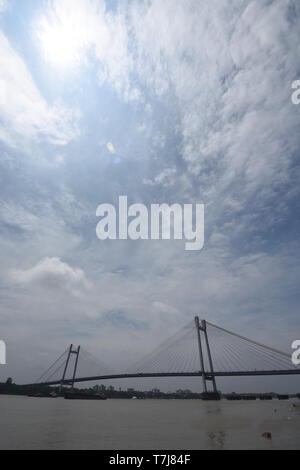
[0,0,300,392]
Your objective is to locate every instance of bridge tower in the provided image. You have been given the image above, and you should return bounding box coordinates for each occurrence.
[59,344,81,394]
[195,317,218,394]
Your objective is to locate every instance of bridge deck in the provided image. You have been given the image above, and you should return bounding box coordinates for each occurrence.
[26,369,300,388]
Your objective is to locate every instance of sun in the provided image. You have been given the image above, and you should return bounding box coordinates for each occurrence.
[36,11,85,68]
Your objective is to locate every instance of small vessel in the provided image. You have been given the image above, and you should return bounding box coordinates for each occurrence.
[27,392,58,398]
[225,394,242,401]
[277,395,289,400]
[201,392,221,401]
[64,391,107,400]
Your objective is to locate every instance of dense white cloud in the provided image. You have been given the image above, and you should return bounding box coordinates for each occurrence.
[10,257,89,293]
[0,31,79,149]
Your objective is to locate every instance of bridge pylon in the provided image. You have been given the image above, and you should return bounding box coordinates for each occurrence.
[195,317,217,394]
[59,344,81,394]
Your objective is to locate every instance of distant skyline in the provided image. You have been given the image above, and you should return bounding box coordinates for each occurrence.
[0,0,300,392]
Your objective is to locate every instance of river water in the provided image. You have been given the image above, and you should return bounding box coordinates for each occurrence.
[0,396,299,450]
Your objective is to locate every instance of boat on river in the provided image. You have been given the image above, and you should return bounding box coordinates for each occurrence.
[64,391,107,400]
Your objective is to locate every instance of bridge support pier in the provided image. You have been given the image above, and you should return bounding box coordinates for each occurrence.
[59,345,81,395]
[195,317,218,395]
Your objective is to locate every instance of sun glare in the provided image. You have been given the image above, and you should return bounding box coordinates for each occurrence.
[37,14,85,68]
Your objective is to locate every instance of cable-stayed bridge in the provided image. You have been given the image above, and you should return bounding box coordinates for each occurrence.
[27,318,300,394]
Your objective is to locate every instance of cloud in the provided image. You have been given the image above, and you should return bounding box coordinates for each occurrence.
[143,168,177,188]
[10,257,89,293]
[129,0,300,208]
[0,30,79,149]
